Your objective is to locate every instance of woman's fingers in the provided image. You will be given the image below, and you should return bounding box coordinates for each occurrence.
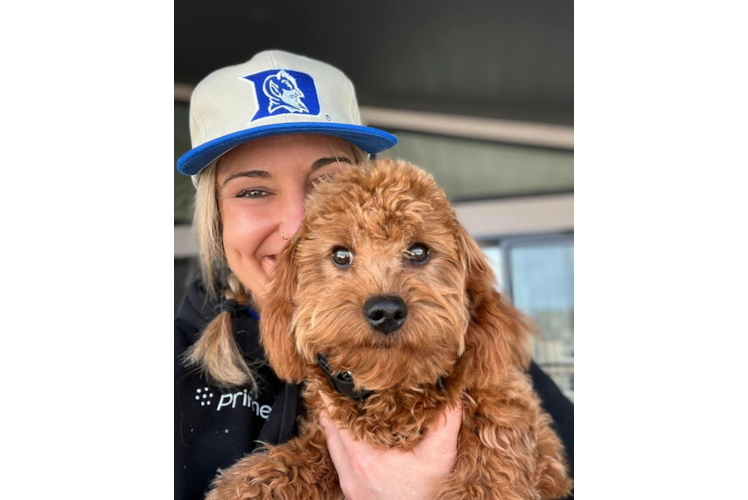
[416,400,463,456]
[318,407,353,476]
[317,393,461,499]
[318,391,334,410]
[319,396,365,455]
[320,391,461,457]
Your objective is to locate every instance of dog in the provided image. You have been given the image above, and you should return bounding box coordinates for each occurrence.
[206,159,573,499]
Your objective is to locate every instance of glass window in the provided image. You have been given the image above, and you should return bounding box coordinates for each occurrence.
[480,244,506,294]
[479,235,574,400]
[378,130,573,201]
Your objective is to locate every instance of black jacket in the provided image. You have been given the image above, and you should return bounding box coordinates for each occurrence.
[175,281,574,500]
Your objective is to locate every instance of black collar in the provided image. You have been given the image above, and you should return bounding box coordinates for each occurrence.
[317,353,374,400]
[316,353,446,401]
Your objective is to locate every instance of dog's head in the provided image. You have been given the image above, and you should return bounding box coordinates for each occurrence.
[261,159,530,392]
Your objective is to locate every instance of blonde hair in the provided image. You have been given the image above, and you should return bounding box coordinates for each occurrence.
[184,140,368,392]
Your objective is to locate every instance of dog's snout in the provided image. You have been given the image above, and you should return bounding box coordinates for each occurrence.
[363,296,408,334]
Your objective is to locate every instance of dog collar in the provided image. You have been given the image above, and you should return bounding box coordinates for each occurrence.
[317,353,374,400]
[316,353,447,401]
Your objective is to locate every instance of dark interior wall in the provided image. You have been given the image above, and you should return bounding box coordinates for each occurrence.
[175,0,573,125]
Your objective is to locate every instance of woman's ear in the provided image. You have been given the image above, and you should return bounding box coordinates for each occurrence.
[259,234,307,383]
[456,223,532,385]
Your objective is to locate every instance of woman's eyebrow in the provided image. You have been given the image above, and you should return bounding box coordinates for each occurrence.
[311,157,352,171]
[221,170,270,188]
[220,157,351,187]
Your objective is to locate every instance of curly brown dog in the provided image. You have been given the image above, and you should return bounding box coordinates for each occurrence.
[206,159,573,500]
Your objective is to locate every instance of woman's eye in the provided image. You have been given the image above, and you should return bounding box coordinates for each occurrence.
[310,174,334,190]
[237,189,270,199]
[331,247,353,267]
[405,244,430,265]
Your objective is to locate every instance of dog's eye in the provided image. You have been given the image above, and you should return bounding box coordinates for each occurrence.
[332,247,353,267]
[405,244,430,265]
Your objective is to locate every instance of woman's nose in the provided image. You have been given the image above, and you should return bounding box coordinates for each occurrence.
[279,192,306,239]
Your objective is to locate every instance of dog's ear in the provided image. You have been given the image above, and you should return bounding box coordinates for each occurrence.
[259,234,307,383]
[456,223,532,384]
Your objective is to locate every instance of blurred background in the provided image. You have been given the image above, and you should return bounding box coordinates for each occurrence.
[175,0,573,400]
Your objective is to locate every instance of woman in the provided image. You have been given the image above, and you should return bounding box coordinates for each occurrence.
[175,50,573,499]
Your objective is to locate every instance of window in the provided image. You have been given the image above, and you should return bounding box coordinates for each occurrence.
[481,234,574,400]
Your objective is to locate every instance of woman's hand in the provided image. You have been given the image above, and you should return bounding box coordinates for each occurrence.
[318,393,462,500]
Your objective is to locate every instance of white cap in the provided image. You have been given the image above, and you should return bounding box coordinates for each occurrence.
[177,50,397,176]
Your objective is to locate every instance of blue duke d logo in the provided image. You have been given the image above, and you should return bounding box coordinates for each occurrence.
[243,69,320,121]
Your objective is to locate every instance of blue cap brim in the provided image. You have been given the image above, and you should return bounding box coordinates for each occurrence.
[177,122,397,176]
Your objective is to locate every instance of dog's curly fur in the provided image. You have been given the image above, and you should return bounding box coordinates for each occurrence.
[206,159,573,500]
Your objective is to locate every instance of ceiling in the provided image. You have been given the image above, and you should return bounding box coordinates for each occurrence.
[175,0,573,126]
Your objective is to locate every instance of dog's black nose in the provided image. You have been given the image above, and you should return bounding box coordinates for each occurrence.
[363,296,408,334]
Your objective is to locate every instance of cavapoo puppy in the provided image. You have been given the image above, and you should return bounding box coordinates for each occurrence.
[207,159,572,500]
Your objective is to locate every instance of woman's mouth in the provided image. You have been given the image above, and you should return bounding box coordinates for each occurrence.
[261,255,277,275]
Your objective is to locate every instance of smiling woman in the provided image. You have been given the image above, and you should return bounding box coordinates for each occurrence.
[184,134,367,393]
[211,135,363,308]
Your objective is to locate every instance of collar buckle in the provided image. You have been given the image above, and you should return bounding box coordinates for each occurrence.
[317,353,374,400]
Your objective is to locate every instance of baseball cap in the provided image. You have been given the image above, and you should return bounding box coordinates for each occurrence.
[177,50,397,176]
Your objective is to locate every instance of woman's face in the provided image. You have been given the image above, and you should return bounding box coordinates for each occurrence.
[216,134,356,310]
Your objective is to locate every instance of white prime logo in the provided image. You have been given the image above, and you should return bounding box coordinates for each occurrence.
[215,388,272,420]
[194,387,213,406]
